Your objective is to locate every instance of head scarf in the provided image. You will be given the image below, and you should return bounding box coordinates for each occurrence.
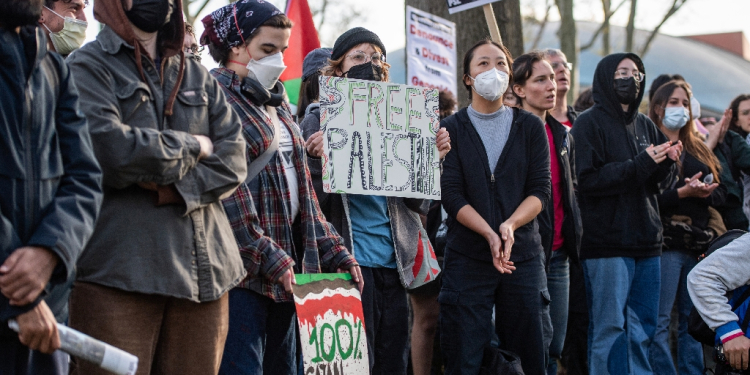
[200,0,281,48]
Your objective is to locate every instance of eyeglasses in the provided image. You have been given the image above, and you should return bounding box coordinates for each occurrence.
[346,51,385,65]
[551,61,573,71]
[614,68,645,82]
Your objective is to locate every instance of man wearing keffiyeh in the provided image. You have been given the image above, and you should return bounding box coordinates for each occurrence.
[201,1,362,374]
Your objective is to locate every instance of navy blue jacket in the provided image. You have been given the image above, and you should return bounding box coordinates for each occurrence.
[0,26,102,323]
[440,107,551,263]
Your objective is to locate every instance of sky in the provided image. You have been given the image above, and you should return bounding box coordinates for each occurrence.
[80,0,750,70]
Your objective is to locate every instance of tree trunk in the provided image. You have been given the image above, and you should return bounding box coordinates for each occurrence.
[555,0,579,102]
[403,0,523,107]
[625,0,637,52]
[602,0,611,55]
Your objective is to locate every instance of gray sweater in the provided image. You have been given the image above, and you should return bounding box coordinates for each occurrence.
[687,233,750,342]
[467,104,513,172]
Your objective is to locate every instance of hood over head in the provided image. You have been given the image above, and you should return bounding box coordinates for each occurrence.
[591,52,646,124]
[94,0,185,115]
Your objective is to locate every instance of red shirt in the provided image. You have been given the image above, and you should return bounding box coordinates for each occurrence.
[545,123,565,251]
[561,119,572,128]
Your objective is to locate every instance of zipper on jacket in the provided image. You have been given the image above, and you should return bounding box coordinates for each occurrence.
[24,83,36,228]
[490,173,496,229]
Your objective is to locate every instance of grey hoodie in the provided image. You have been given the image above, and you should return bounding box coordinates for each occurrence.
[688,233,750,342]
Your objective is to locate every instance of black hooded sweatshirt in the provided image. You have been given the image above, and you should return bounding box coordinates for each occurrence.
[571,53,674,259]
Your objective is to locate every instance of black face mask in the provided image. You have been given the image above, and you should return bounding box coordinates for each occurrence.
[240,77,286,107]
[126,0,174,33]
[0,0,42,29]
[613,77,640,105]
[345,62,383,81]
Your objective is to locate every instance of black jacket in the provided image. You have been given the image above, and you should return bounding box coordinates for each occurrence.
[0,26,102,322]
[571,53,674,259]
[538,115,582,267]
[440,107,551,263]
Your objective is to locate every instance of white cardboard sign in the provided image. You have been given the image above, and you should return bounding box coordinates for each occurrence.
[318,76,441,199]
[406,6,458,100]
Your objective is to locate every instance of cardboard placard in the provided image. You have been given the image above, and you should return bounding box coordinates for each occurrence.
[406,6,458,99]
[294,273,369,374]
[445,0,498,14]
[318,76,441,199]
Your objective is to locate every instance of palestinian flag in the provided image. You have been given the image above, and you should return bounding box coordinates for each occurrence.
[294,273,370,373]
[281,0,320,106]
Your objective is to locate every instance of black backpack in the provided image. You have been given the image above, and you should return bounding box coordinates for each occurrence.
[688,229,750,345]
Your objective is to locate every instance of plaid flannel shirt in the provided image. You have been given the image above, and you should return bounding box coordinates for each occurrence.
[212,67,356,302]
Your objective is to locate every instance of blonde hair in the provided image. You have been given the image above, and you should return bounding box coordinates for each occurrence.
[320,44,391,82]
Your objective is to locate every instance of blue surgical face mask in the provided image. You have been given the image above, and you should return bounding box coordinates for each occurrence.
[663,106,689,130]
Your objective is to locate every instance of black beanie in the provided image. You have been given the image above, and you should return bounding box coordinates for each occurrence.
[331,27,387,61]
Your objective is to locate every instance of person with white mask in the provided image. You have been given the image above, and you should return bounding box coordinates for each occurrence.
[38,0,88,56]
[201,2,362,374]
[439,39,552,375]
[647,80,725,375]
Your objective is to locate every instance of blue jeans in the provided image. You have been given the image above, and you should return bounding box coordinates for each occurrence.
[219,288,297,375]
[440,250,551,375]
[649,250,704,375]
[583,256,660,375]
[546,249,570,375]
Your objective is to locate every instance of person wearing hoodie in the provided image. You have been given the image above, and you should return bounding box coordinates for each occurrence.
[200,3,361,374]
[512,51,583,375]
[307,27,450,374]
[66,0,249,374]
[0,0,102,373]
[440,40,551,375]
[647,80,725,375]
[570,53,682,375]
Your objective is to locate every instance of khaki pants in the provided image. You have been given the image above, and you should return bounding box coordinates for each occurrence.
[69,282,229,375]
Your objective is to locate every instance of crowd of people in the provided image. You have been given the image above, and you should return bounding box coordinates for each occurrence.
[2,0,750,375]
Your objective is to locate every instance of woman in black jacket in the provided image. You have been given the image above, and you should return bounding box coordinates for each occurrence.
[648,80,725,375]
[570,53,682,375]
[439,40,552,375]
[512,51,583,375]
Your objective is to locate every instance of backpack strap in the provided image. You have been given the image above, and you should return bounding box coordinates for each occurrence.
[244,105,280,183]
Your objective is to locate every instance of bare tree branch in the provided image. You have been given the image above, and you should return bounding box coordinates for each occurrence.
[531,1,553,50]
[638,0,688,57]
[581,0,626,51]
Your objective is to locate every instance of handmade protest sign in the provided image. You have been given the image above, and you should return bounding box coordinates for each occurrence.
[445,0,498,14]
[406,6,457,99]
[318,76,441,199]
[294,273,369,375]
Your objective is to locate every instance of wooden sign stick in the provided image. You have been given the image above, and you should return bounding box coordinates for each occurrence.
[482,3,503,45]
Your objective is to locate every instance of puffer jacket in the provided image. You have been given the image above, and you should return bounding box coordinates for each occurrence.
[0,26,102,323]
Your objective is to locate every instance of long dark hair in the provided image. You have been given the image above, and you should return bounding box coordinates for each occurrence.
[728,94,750,138]
[462,39,513,100]
[296,72,321,119]
[649,80,721,182]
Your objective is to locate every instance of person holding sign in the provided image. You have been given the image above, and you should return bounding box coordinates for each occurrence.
[304,27,451,374]
[511,51,583,375]
[439,40,552,375]
[200,2,361,374]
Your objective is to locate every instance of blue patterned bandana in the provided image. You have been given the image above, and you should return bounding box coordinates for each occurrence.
[200,0,282,49]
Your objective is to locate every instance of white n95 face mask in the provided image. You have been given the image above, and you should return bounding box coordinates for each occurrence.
[469,68,509,102]
[42,6,87,55]
[691,95,701,119]
[246,52,287,90]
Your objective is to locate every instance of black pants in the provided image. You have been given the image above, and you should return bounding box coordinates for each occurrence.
[360,266,409,375]
[0,325,69,375]
[439,250,551,375]
[561,258,589,375]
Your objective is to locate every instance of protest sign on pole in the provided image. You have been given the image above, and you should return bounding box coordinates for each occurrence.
[294,273,369,374]
[406,6,457,100]
[318,76,441,199]
[444,0,503,44]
